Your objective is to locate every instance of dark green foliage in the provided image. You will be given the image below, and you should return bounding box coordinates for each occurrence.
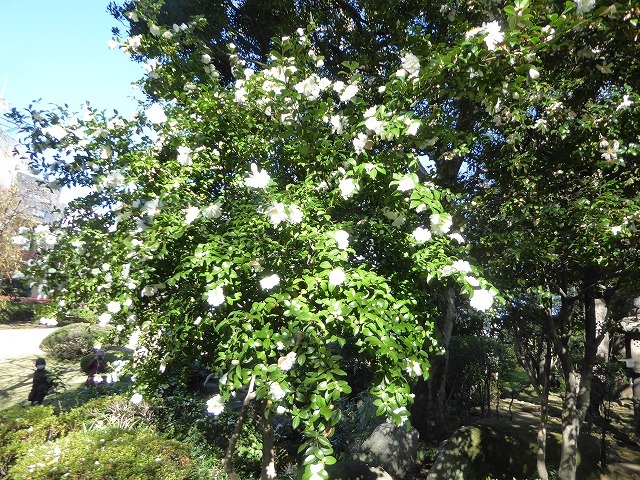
[446,336,520,418]
[0,299,35,324]
[153,392,263,479]
[39,323,106,361]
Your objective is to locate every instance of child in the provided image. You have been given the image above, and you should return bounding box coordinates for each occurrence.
[28,358,52,405]
[85,348,108,385]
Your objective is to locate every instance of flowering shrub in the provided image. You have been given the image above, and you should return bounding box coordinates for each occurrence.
[12,0,638,478]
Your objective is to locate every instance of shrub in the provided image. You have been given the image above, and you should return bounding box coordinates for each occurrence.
[40,323,106,361]
[0,299,36,324]
[7,427,199,480]
[0,406,64,478]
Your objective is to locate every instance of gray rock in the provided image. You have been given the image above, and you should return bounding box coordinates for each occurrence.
[327,460,393,480]
[354,422,419,479]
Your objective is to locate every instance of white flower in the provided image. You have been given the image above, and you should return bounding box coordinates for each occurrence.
[206,395,225,415]
[277,352,297,371]
[616,95,634,111]
[596,60,613,74]
[470,289,495,311]
[406,119,421,136]
[412,227,432,243]
[329,268,346,286]
[184,206,200,225]
[98,313,112,327]
[451,260,472,273]
[333,230,349,249]
[42,125,68,140]
[39,317,58,326]
[202,202,222,219]
[465,275,480,287]
[201,53,211,64]
[482,21,504,50]
[430,213,453,235]
[263,202,288,225]
[288,204,303,224]
[130,393,143,404]
[330,114,346,134]
[529,68,540,80]
[245,163,271,189]
[406,360,422,377]
[11,235,28,246]
[260,274,280,290]
[145,104,167,124]
[352,133,369,154]
[339,84,359,102]
[106,301,121,313]
[448,233,466,244]
[400,52,420,78]
[177,146,192,165]
[575,0,596,16]
[206,286,225,307]
[339,178,358,199]
[270,382,286,400]
[364,117,384,135]
[397,176,416,192]
[611,226,622,235]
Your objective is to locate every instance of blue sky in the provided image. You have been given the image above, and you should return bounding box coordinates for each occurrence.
[0,1,144,117]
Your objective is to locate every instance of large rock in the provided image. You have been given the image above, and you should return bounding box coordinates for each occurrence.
[327,460,393,480]
[354,422,419,479]
[426,423,601,480]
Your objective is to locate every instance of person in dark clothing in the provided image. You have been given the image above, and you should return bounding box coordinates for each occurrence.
[85,348,108,385]
[28,358,52,405]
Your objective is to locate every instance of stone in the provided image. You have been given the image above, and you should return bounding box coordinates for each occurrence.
[327,460,393,480]
[354,422,419,479]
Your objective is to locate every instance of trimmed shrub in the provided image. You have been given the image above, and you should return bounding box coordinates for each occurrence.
[40,323,106,361]
[7,427,198,480]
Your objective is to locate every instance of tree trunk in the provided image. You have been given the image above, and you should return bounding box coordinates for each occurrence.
[260,404,276,480]
[558,371,582,480]
[221,376,256,480]
[536,342,552,480]
[557,279,601,480]
[435,288,456,428]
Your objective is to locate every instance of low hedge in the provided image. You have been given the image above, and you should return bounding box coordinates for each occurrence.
[40,323,107,361]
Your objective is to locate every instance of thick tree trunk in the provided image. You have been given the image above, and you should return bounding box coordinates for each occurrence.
[435,289,456,428]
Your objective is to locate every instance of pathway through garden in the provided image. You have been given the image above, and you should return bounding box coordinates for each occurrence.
[0,325,87,409]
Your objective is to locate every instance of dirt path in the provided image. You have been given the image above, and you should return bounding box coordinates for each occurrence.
[0,326,87,409]
[0,326,58,359]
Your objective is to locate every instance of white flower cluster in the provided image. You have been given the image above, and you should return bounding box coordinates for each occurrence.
[260,203,303,226]
[465,21,504,51]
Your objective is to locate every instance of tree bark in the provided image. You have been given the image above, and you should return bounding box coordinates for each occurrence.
[435,288,456,428]
[536,342,552,480]
[260,403,276,480]
[557,278,601,480]
[221,376,256,480]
